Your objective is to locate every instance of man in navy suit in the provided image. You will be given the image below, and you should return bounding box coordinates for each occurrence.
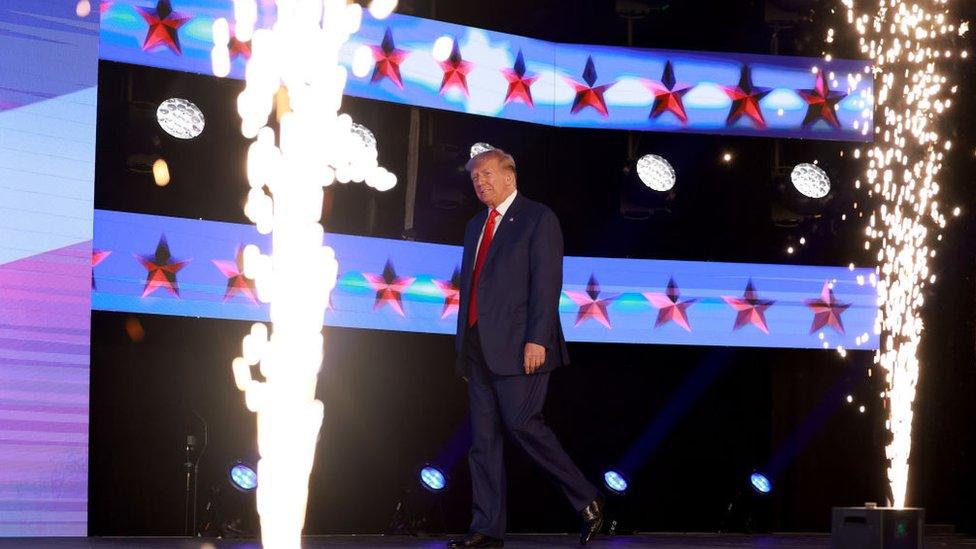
[447,149,603,548]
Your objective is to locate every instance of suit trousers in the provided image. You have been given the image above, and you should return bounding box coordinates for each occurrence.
[463,324,598,538]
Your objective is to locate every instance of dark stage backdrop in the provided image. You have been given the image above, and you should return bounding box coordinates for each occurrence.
[90,15,976,533]
[89,312,884,536]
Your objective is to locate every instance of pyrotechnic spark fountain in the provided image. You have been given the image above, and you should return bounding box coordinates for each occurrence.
[211,1,398,547]
[832,0,966,508]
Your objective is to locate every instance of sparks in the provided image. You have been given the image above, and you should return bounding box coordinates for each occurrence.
[837,0,963,508]
[213,1,398,547]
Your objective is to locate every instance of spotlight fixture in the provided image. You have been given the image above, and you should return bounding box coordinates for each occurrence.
[419,465,447,492]
[603,470,629,494]
[790,163,830,199]
[749,472,772,494]
[75,0,91,17]
[635,153,675,192]
[469,142,494,158]
[156,98,205,139]
[228,461,257,492]
[722,470,774,532]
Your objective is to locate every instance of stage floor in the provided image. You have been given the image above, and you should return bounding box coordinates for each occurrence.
[1,534,975,549]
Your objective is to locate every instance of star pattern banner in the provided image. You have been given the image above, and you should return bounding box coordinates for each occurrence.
[93,210,880,351]
[99,1,874,141]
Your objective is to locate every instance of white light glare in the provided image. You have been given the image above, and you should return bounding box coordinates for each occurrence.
[368,0,398,19]
[432,36,455,62]
[75,0,91,17]
[152,158,170,187]
[352,45,374,78]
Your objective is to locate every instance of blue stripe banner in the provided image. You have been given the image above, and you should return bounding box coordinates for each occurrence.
[93,209,879,351]
[99,1,874,141]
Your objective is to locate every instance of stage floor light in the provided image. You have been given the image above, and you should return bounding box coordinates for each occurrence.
[603,470,629,494]
[750,472,772,494]
[229,461,258,492]
[419,466,447,492]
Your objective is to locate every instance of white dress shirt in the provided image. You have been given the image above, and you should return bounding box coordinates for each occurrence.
[474,190,517,257]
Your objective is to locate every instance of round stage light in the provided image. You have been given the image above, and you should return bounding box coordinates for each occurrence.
[419,466,447,492]
[432,36,454,63]
[229,461,258,492]
[470,142,494,158]
[750,472,772,494]
[790,163,831,199]
[157,98,205,140]
[603,470,628,494]
[636,154,675,192]
[351,123,377,152]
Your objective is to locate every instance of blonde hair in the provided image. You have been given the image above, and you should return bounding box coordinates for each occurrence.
[465,148,516,177]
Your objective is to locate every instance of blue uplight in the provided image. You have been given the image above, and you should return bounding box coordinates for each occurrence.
[603,470,628,494]
[750,472,772,494]
[229,462,257,492]
[420,466,446,492]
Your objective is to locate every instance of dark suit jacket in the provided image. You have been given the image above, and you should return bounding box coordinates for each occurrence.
[455,193,570,376]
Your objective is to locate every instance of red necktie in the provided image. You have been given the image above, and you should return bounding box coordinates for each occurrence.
[468,209,500,327]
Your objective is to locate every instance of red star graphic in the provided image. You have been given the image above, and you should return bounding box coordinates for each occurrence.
[568,56,613,117]
[212,246,258,304]
[433,267,461,319]
[643,277,697,332]
[438,39,472,96]
[722,65,771,128]
[564,274,618,329]
[370,27,408,89]
[797,72,847,128]
[92,249,111,267]
[722,280,775,334]
[137,235,190,298]
[501,49,538,107]
[135,0,190,55]
[100,1,114,13]
[806,281,851,335]
[647,61,692,123]
[92,249,111,290]
[228,30,251,60]
[363,259,415,316]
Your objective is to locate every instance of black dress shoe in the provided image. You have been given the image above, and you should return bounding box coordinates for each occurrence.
[446,532,504,548]
[579,495,604,545]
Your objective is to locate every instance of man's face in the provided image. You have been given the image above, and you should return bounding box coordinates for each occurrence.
[470,157,514,208]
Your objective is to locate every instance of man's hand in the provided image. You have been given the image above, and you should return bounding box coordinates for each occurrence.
[523,342,546,374]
